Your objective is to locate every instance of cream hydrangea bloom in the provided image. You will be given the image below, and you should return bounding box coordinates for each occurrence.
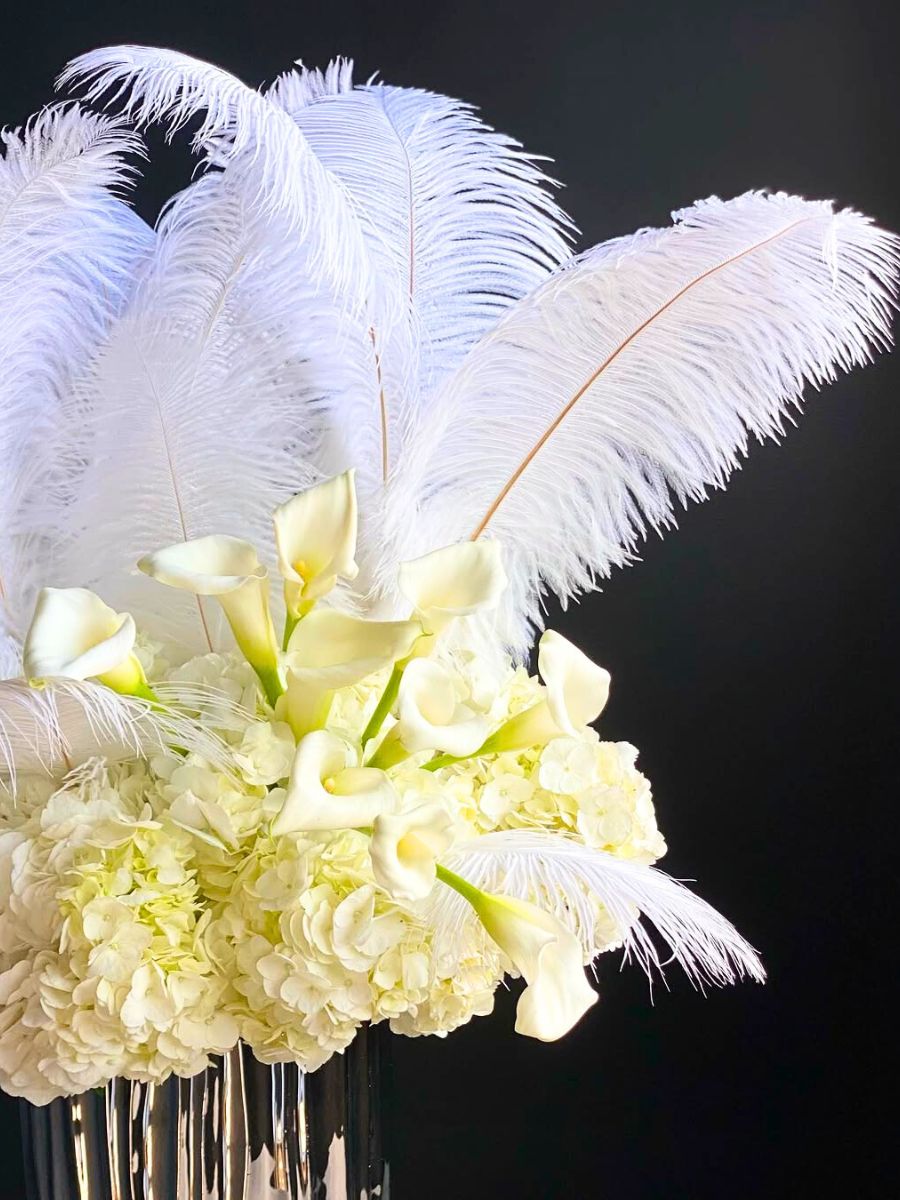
[1,618,670,1102]
[0,765,238,1103]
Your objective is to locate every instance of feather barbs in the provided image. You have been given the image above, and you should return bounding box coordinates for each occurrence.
[393,192,900,653]
[468,208,818,541]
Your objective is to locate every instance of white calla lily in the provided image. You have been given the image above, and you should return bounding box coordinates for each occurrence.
[367,660,493,771]
[395,659,490,757]
[539,630,611,736]
[273,470,359,625]
[282,610,421,739]
[370,802,455,901]
[138,535,281,704]
[437,866,598,1042]
[481,630,611,753]
[398,540,507,646]
[273,729,397,834]
[23,588,153,699]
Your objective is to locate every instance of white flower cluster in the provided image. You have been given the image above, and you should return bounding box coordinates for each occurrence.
[2,477,676,1102]
[0,641,664,1105]
[0,765,237,1104]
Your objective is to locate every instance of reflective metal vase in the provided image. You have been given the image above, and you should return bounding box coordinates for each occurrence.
[19,1029,387,1199]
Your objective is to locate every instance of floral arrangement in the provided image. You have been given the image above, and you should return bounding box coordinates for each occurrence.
[1,46,896,1108]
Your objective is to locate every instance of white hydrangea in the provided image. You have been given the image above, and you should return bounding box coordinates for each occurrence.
[0,765,238,1103]
[1,641,667,1103]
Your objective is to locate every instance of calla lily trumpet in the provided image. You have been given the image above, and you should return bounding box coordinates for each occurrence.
[370,659,490,770]
[282,609,421,739]
[370,802,456,901]
[273,729,398,834]
[138,535,281,705]
[481,630,611,754]
[398,541,507,650]
[273,471,359,632]
[22,588,154,699]
[437,866,598,1042]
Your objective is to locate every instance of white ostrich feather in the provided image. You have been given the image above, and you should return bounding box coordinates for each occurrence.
[0,104,151,673]
[58,45,370,303]
[266,61,573,586]
[52,170,329,652]
[429,830,765,990]
[269,62,573,404]
[0,677,232,793]
[386,192,900,655]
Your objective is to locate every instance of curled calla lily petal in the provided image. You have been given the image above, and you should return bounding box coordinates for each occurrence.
[398,540,507,642]
[481,630,611,753]
[394,659,491,757]
[454,880,598,1042]
[370,802,455,901]
[538,630,611,737]
[23,588,152,698]
[273,730,397,834]
[282,610,422,739]
[273,470,359,620]
[138,535,280,702]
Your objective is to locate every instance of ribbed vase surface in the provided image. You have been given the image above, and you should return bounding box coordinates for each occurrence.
[19,1031,386,1200]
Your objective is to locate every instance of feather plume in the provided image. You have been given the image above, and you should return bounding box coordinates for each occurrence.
[387,192,899,654]
[0,677,232,793]
[267,63,573,581]
[58,46,369,302]
[269,62,573,404]
[0,104,150,673]
[52,170,330,651]
[429,830,765,989]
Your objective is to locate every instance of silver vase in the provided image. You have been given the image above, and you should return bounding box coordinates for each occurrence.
[18,1028,387,1200]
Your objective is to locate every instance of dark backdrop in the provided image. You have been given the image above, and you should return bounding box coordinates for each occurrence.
[1,2,897,1197]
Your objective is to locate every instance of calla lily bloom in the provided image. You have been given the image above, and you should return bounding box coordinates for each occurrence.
[273,729,397,834]
[398,540,507,649]
[362,541,506,746]
[437,866,598,1041]
[370,802,455,901]
[138,535,281,705]
[480,630,610,754]
[273,470,359,626]
[394,659,490,757]
[23,587,154,699]
[367,658,492,771]
[282,609,421,739]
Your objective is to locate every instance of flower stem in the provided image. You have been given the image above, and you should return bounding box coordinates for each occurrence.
[255,663,284,709]
[435,863,483,908]
[282,612,299,651]
[422,751,465,772]
[131,679,162,705]
[361,662,404,746]
[366,728,410,771]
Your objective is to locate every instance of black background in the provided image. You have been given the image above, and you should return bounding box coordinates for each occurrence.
[1,2,898,1197]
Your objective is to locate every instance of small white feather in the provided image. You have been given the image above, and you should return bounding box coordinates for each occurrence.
[0,677,232,794]
[428,830,765,989]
